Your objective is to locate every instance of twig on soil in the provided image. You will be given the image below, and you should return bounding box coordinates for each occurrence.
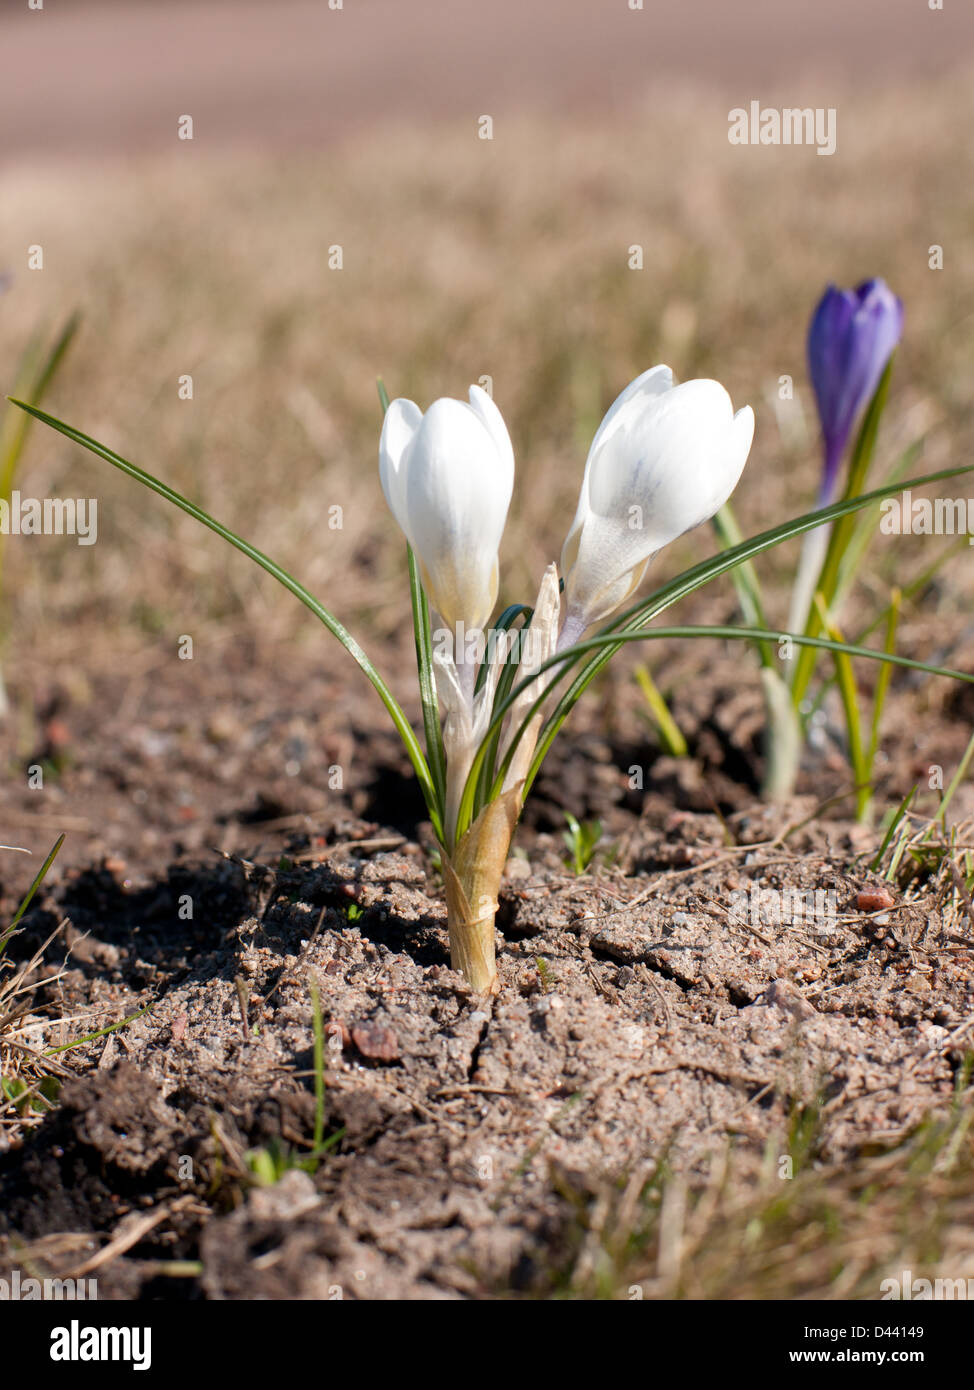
[635,963,673,1033]
[698,893,775,947]
[366,1075,465,1134]
[434,1084,520,1098]
[234,975,252,1040]
[65,1195,197,1279]
[289,835,408,861]
[584,959,620,1004]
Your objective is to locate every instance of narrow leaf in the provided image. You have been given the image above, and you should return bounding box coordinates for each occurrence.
[9,400,442,838]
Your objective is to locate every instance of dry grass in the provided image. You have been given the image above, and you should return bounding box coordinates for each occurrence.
[1,70,973,675]
[535,1081,974,1299]
[0,923,70,1137]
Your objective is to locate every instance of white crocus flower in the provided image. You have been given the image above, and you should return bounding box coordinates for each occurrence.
[379,385,514,633]
[559,366,755,644]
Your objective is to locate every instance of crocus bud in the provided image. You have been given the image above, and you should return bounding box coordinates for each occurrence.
[807,279,904,502]
[379,385,514,631]
[559,366,754,638]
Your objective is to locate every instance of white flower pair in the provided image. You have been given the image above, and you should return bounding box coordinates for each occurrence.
[379,366,753,836]
[379,364,755,648]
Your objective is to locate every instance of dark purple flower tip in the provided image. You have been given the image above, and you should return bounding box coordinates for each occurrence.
[807,278,904,499]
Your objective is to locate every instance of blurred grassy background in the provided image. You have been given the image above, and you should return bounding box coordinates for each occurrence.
[1,2,973,678]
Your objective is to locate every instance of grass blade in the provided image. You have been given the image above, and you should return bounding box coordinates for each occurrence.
[473,604,533,816]
[712,502,774,667]
[814,597,870,821]
[870,784,917,873]
[791,361,893,705]
[0,833,64,958]
[633,663,687,757]
[44,1001,153,1056]
[407,545,447,816]
[866,587,901,783]
[0,313,80,506]
[934,728,974,828]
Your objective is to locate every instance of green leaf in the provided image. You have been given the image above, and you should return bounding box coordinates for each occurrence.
[791,360,893,705]
[562,811,602,876]
[406,545,446,817]
[474,604,534,818]
[834,438,922,608]
[8,400,443,840]
[458,620,974,833]
[712,502,774,668]
[463,460,974,827]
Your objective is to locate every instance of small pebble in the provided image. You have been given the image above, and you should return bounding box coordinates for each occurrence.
[351,1021,399,1061]
[857,886,895,912]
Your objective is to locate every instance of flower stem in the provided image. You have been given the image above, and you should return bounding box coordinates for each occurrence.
[441,786,521,993]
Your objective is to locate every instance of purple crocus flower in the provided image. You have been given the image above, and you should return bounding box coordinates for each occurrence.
[807,279,903,502]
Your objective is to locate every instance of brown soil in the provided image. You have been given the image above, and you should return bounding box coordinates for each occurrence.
[0,641,971,1300]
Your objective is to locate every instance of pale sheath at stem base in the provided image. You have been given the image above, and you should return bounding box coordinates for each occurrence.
[441,784,523,993]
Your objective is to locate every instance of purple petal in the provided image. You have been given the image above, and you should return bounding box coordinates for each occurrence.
[807,278,903,497]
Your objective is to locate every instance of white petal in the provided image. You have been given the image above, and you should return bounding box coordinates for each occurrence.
[562,376,754,628]
[731,404,756,463]
[467,384,515,478]
[587,363,674,461]
[560,365,673,583]
[378,398,422,541]
[563,515,653,631]
[404,399,512,629]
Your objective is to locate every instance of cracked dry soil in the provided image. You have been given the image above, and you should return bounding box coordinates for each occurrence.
[1,796,971,1299]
